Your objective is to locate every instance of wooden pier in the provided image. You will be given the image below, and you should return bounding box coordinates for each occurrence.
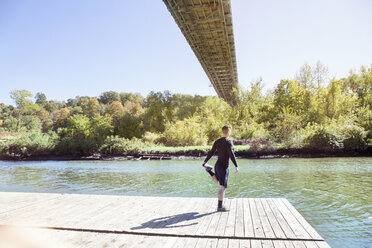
[0,192,331,247]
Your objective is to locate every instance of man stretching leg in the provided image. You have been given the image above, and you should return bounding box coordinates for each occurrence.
[202,125,239,212]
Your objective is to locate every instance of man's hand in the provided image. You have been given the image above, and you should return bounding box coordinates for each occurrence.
[234,167,239,174]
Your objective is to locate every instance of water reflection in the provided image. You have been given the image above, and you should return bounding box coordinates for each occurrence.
[0,158,371,248]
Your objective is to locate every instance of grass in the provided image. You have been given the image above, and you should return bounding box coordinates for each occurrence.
[144,144,251,153]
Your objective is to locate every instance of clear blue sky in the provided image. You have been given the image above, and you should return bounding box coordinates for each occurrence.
[1,0,371,105]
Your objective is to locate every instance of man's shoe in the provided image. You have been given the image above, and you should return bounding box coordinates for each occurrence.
[217,207,229,212]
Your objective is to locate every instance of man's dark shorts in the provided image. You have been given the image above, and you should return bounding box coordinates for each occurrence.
[214,161,229,188]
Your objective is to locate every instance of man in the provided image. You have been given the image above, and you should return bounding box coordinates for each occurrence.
[202,125,239,212]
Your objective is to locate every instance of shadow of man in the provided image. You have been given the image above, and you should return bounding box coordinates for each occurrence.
[131,211,216,230]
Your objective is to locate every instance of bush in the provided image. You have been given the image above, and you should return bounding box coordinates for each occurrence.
[55,136,99,155]
[160,116,208,146]
[234,122,270,140]
[142,131,161,144]
[99,135,153,154]
[117,113,144,139]
[0,131,58,157]
[339,124,367,149]
[302,124,341,149]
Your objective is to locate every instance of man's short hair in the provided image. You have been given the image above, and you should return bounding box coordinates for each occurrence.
[222,125,231,132]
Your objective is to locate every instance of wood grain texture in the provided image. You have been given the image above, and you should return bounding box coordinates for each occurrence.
[0,192,331,247]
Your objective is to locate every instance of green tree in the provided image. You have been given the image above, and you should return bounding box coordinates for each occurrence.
[86,98,99,118]
[35,92,47,105]
[117,113,144,139]
[10,90,33,108]
[53,107,71,130]
[99,91,120,104]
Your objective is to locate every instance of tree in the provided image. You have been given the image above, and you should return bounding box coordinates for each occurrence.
[195,96,231,142]
[119,92,144,107]
[10,90,33,108]
[86,98,99,118]
[313,61,329,88]
[161,116,208,146]
[64,114,91,138]
[90,114,113,139]
[35,92,47,105]
[108,101,124,117]
[53,107,71,130]
[117,113,144,139]
[123,100,143,116]
[295,63,314,89]
[143,91,167,132]
[295,61,329,89]
[99,91,120,104]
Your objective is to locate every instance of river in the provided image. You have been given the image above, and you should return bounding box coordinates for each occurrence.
[0,157,371,248]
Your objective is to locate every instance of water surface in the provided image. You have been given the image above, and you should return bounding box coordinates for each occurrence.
[0,157,371,248]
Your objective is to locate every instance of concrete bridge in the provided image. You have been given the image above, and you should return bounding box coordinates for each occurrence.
[163,0,239,105]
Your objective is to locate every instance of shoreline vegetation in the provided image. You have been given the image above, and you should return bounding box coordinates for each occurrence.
[1,63,371,161]
[0,145,370,161]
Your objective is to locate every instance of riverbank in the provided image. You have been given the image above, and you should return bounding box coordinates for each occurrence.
[1,145,371,161]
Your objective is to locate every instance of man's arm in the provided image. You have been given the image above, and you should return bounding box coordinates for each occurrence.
[203,141,217,165]
[227,140,238,168]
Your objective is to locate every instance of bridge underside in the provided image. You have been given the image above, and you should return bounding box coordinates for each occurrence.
[163,0,239,104]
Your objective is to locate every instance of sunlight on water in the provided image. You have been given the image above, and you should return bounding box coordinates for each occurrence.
[0,157,371,248]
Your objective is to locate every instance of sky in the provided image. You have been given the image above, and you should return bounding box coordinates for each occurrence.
[0,0,371,105]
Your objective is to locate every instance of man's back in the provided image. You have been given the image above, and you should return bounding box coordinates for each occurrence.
[204,137,238,168]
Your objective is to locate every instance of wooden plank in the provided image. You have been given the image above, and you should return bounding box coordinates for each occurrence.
[251,239,263,248]
[240,239,251,248]
[194,198,218,235]
[215,199,232,236]
[205,198,226,235]
[216,238,228,248]
[172,236,199,248]
[248,198,265,238]
[292,241,307,248]
[261,240,274,248]
[139,234,179,248]
[108,196,167,231]
[195,237,209,247]
[260,198,286,239]
[266,198,296,239]
[224,198,237,236]
[169,198,211,234]
[0,193,65,220]
[303,241,320,248]
[70,196,139,230]
[0,193,333,248]
[243,198,254,237]
[282,240,295,248]
[0,192,62,214]
[161,197,207,235]
[0,194,91,225]
[235,198,244,237]
[174,197,210,234]
[141,197,189,232]
[172,198,215,247]
[272,240,286,248]
[49,195,125,227]
[315,241,332,248]
[205,238,218,248]
[255,198,275,238]
[272,199,311,239]
[228,239,240,248]
[281,199,323,240]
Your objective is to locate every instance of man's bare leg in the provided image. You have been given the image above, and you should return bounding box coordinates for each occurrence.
[211,175,219,185]
[204,168,219,185]
[217,185,227,211]
[218,185,225,201]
